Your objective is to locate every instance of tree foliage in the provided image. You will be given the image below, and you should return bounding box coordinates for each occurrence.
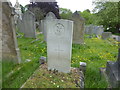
[27,1,60,21]
[93,1,120,33]
[59,8,72,19]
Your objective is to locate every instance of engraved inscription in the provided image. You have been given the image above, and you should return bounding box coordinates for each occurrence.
[54,23,64,36]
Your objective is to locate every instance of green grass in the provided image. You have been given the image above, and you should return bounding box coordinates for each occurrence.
[2,33,119,88]
[2,33,47,88]
[72,36,119,88]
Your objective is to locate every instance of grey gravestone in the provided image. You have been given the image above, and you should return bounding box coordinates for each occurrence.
[23,10,36,38]
[102,32,112,40]
[17,17,24,33]
[106,48,120,88]
[42,12,57,41]
[72,11,85,44]
[87,25,94,35]
[2,1,21,63]
[84,26,89,34]
[46,18,73,73]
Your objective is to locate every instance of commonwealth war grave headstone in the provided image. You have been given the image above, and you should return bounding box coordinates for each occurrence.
[46,18,73,73]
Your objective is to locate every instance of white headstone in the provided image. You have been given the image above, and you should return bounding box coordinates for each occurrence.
[23,10,36,38]
[46,19,73,73]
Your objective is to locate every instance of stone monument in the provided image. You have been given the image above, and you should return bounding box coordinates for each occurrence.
[46,18,73,73]
[101,32,112,40]
[14,0,22,20]
[71,11,85,44]
[2,1,21,63]
[41,12,57,41]
[17,17,24,33]
[106,48,120,88]
[22,10,36,38]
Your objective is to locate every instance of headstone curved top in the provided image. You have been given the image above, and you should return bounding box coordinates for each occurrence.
[45,12,57,19]
[72,11,85,21]
[22,10,36,38]
[71,11,85,44]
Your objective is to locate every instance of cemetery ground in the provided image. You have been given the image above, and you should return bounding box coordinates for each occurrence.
[2,32,119,88]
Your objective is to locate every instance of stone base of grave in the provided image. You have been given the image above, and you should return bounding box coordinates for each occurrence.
[21,63,84,88]
[106,61,120,88]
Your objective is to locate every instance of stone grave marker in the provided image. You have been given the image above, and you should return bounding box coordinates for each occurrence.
[46,19,73,73]
[23,10,36,38]
[84,26,89,34]
[17,17,24,33]
[42,12,57,41]
[2,1,21,63]
[71,11,85,44]
[106,48,120,88]
[101,32,112,40]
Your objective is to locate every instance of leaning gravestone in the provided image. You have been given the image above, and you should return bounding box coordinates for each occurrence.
[2,1,21,63]
[101,32,112,40]
[46,18,73,73]
[23,10,36,38]
[41,12,57,41]
[106,48,120,88]
[71,11,85,44]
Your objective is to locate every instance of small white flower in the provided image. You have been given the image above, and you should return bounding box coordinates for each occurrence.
[61,80,64,82]
[57,85,59,88]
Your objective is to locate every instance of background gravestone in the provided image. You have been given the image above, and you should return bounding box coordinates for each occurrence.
[17,17,24,33]
[46,19,73,73]
[101,32,112,40]
[71,11,85,44]
[2,2,21,63]
[23,10,36,38]
[106,48,120,88]
[42,12,57,41]
[84,26,89,34]
[88,25,94,35]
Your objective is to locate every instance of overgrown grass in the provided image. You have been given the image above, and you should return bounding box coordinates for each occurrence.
[72,35,119,88]
[2,33,47,88]
[2,33,119,88]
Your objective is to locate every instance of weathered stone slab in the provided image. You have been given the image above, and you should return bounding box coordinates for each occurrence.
[2,1,21,63]
[17,17,24,33]
[23,10,36,38]
[46,19,73,73]
[71,11,85,44]
[101,32,112,40]
[42,12,57,41]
